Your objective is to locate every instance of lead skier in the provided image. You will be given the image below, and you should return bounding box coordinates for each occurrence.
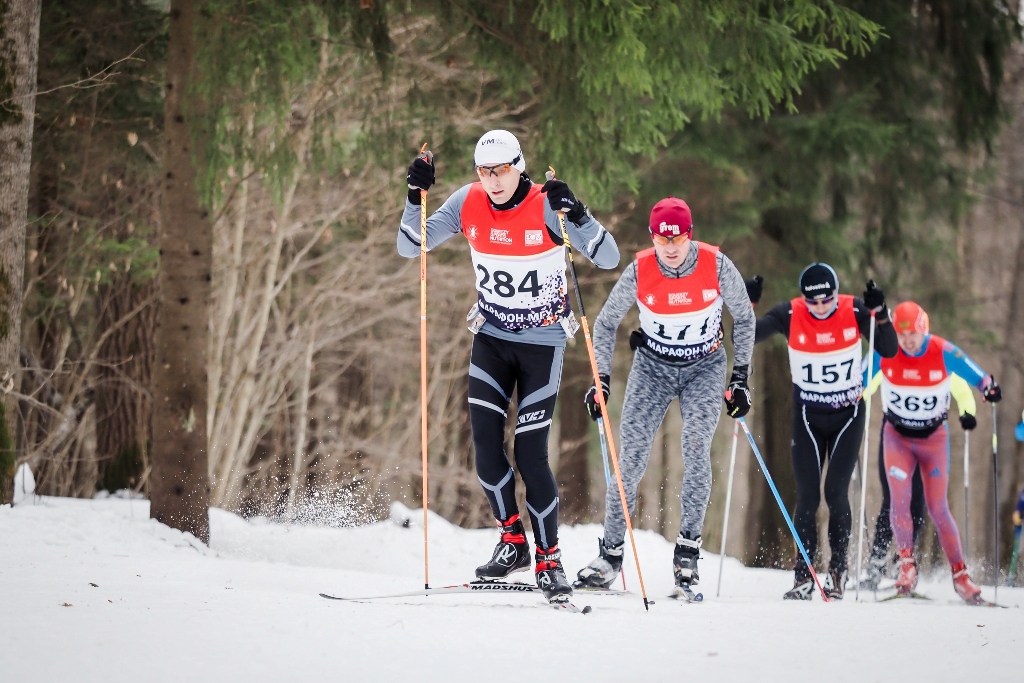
[865,301,1000,602]
[398,131,619,603]
[750,264,897,600]
[573,197,755,597]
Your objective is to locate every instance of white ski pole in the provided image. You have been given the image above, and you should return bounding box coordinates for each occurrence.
[716,420,740,598]
[991,403,999,603]
[963,430,969,560]
[855,310,876,602]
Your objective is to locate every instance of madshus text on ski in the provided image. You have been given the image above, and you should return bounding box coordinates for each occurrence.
[395,130,1004,607]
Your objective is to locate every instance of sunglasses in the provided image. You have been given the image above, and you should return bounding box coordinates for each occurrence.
[476,155,522,178]
[651,233,689,246]
[804,296,835,306]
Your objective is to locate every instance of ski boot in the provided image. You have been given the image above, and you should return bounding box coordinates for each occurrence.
[858,553,888,591]
[535,545,573,603]
[671,534,703,601]
[783,574,814,600]
[894,549,918,596]
[475,515,531,581]
[824,566,847,601]
[951,562,984,604]
[573,538,624,589]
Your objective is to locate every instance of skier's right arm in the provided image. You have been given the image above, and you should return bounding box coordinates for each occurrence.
[592,261,638,377]
[754,302,791,343]
[396,185,471,257]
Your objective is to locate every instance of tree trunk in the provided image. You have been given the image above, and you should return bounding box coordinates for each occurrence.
[150,0,211,543]
[95,276,156,493]
[556,341,591,524]
[0,0,41,503]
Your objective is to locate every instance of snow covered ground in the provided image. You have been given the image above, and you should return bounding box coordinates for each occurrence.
[2,496,1021,682]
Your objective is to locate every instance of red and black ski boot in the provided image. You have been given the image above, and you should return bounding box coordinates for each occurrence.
[535,545,573,604]
[894,549,918,596]
[475,515,531,581]
[951,562,984,604]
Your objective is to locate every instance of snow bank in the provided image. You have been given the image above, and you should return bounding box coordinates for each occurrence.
[1,496,1020,682]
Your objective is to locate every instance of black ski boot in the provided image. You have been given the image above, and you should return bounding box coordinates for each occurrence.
[672,534,703,601]
[783,574,814,601]
[475,515,531,581]
[573,538,624,589]
[824,566,846,600]
[535,546,573,603]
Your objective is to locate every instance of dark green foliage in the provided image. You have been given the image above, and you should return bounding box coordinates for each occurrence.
[427,1,882,204]
[192,0,392,208]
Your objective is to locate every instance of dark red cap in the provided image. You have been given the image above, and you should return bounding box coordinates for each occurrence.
[649,197,693,239]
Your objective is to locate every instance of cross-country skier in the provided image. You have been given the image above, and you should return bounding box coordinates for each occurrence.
[398,130,619,603]
[861,301,1000,603]
[572,197,755,598]
[750,264,897,600]
[859,372,978,589]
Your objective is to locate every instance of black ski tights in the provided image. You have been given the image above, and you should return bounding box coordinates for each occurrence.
[790,401,865,579]
[468,334,562,550]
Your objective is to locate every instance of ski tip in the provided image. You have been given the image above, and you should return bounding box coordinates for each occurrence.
[582,605,593,615]
[693,592,705,602]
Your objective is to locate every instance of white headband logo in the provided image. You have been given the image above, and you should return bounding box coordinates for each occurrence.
[659,222,680,235]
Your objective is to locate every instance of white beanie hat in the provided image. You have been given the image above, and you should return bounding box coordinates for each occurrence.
[474,130,526,171]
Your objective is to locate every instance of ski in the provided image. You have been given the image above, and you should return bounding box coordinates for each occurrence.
[574,586,632,596]
[669,585,704,603]
[319,581,591,613]
[878,591,931,602]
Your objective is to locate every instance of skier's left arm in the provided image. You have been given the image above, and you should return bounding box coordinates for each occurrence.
[716,253,754,368]
[543,203,619,269]
[941,340,1000,402]
[854,289,897,358]
[948,374,977,418]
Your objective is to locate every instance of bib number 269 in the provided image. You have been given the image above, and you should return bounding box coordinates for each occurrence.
[477,265,541,298]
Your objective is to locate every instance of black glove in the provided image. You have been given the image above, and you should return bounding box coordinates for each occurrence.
[584,374,610,421]
[629,330,643,351]
[982,376,1002,403]
[406,154,435,204]
[541,178,587,223]
[863,280,887,315]
[724,365,752,419]
[959,413,977,431]
[745,275,763,305]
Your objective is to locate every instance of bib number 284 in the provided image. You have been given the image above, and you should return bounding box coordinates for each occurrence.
[477,265,541,298]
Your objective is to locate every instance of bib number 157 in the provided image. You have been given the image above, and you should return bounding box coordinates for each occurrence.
[800,359,855,385]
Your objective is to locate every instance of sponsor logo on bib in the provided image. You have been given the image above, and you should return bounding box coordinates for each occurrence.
[929,370,943,381]
[902,369,920,380]
[798,334,807,345]
[490,228,512,244]
[644,294,656,306]
[524,230,543,246]
[668,292,691,306]
[816,332,835,345]
[703,289,718,302]
[468,225,478,239]
[843,327,857,341]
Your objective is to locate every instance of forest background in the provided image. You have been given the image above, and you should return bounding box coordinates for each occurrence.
[2,0,1024,583]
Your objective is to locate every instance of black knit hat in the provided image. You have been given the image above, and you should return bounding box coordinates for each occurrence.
[799,263,838,300]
